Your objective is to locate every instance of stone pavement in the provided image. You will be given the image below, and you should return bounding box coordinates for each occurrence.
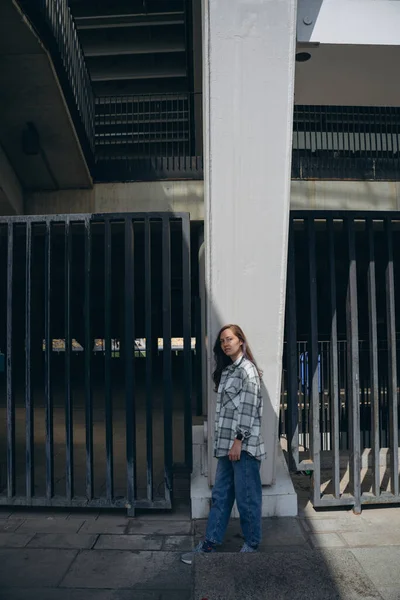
[195,504,400,600]
[2,503,400,599]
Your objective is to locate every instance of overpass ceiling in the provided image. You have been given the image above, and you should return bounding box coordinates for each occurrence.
[69,0,189,96]
[0,1,92,191]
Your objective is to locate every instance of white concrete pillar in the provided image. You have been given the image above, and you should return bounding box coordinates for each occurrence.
[203,0,297,487]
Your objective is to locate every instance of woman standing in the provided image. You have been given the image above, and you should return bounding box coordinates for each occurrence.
[181,324,265,565]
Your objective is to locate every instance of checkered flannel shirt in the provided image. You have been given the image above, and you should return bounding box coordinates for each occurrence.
[214,355,266,460]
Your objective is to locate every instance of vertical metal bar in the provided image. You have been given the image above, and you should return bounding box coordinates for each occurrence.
[367,218,380,497]
[385,217,399,497]
[308,217,320,505]
[125,217,136,508]
[6,223,15,498]
[65,219,73,501]
[144,217,153,501]
[84,218,93,500]
[346,218,361,512]
[195,296,203,416]
[299,342,307,450]
[286,218,299,470]
[162,216,173,497]
[182,215,192,471]
[320,342,326,450]
[25,222,34,499]
[44,221,53,500]
[327,218,340,498]
[195,225,204,417]
[104,219,114,502]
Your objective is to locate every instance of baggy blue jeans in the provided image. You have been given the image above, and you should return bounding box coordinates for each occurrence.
[205,451,262,548]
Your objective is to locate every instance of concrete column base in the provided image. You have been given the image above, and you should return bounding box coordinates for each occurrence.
[190,426,298,519]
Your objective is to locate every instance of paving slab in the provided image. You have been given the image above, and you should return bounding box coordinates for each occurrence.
[17,518,84,534]
[27,533,98,549]
[78,518,128,535]
[0,519,24,533]
[162,535,194,551]
[0,590,116,600]
[350,546,400,588]
[9,510,68,520]
[304,516,368,534]
[126,519,192,536]
[320,549,383,599]
[61,550,191,590]
[0,533,34,548]
[376,587,400,600]
[308,533,347,548]
[0,548,77,588]
[94,534,163,550]
[0,589,172,600]
[135,506,191,522]
[260,518,307,546]
[298,505,352,519]
[360,508,400,529]
[161,593,191,600]
[342,530,400,547]
[259,544,314,553]
[193,550,382,600]
[67,511,100,520]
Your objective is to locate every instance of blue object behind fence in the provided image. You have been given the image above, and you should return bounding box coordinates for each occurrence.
[299,352,322,393]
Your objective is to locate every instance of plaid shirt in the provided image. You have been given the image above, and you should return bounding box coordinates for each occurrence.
[214,355,265,460]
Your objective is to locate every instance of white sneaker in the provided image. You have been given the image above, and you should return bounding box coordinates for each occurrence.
[180,540,216,565]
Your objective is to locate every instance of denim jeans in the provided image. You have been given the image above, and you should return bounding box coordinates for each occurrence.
[205,451,262,548]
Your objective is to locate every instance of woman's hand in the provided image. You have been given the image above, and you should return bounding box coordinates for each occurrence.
[229,439,242,461]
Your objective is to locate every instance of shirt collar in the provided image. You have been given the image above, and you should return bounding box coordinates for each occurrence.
[229,354,244,369]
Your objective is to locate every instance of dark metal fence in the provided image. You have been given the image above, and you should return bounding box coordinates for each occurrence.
[17,0,95,166]
[94,94,203,182]
[93,103,400,182]
[283,212,400,511]
[0,213,193,512]
[281,339,399,453]
[292,106,400,180]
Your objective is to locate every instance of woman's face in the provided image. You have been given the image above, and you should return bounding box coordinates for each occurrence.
[220,328,243,361]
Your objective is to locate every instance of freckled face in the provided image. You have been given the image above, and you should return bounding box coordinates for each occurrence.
[220,328,243,362]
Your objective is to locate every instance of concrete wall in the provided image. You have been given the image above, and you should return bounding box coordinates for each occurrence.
[25,180,204,219]
[291,180,400,211]
[25,179,400,217]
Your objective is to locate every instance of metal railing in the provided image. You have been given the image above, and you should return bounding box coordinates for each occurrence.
[283,211,400,511]
[281,339,399,454]
[292,105,400,181]
[94,94,203,181]
[93,102,400,182]
[17,0,95,165]
[0,213,193,512]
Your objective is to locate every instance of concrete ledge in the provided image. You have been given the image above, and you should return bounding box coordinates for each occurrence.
[26,180,204,219]
[191,427,297,519]
[24,180,400,219]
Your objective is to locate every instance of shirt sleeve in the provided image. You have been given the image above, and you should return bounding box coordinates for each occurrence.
[236,370,260,438]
